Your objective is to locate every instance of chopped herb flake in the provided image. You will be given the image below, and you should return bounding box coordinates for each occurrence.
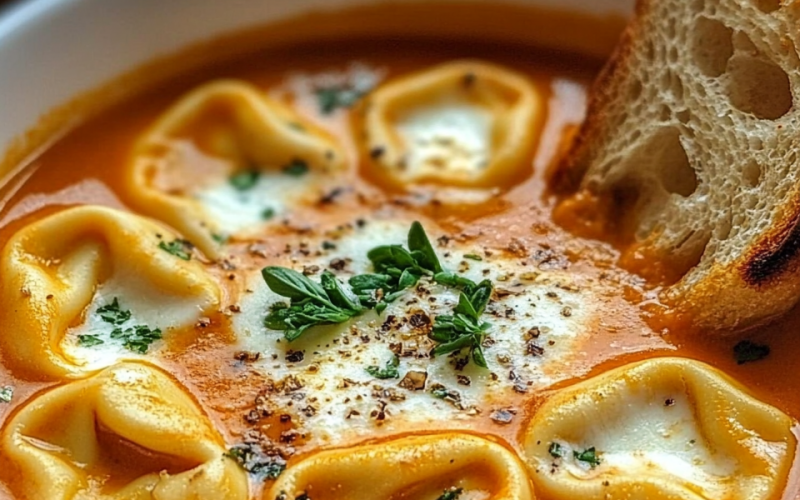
[262,207,276,220]
[733,340,770,365]
[283,159,309,177]
[463,253,483,261]
[366,355,400,379]
[78,334,104,347]
[229,169,260,190]
[96,297,131,325]
[158,239,193,260]
[548,442,563,458]
[211,233,228,244]
[0,386,13,403]
[315,85,365,115]
[437,487,463,500]
[225,443,286,480]
[111,325,163,354]
[574,447,601,468]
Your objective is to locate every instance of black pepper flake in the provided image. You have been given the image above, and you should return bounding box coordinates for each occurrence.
[490,408,515,424]
[279,414,291,423]
[285,350,304,363]
[318,187,346,205]
[457,375,471,386]
[235,351,261,363]
[664,398,676,407]
[330,258,347,271]
[369,146,385,159]
[526,342,545,357]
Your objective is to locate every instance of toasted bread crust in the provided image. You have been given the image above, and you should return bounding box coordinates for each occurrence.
[742,187,800,286]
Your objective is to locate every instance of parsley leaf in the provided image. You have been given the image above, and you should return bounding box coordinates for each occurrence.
[407,221,443,273]
[262,268,365,341]
[733,340,770,365]
[366,354,400,379]
[159,239,193,260]
[78,334,104,347]
[96,297,131,325]
[0,386,13,403]
[573,447,601,468]
[429,280,493,368]
[225,443,286,480]
[463,253,483,261]
[437,487,464,500]
[229,169,260,190]
[548,442,563,458]
[111,325,163,354]
[283,159,309,177]
[315,85,365,115]
[262,207,276,220]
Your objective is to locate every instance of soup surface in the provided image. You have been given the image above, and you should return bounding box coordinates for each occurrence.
[0,4,798,500]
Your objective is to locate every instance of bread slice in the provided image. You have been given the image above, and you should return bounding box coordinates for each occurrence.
[555,0,800,331]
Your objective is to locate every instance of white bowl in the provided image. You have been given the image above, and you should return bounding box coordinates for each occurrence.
[0,0,633,160]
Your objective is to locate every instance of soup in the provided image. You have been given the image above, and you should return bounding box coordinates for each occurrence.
[0,3,797,500]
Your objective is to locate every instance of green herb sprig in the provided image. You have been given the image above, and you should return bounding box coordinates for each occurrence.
[261,222,494,368]
[349,221,442,314]
[429,280,493,368]
[263,268,365,341]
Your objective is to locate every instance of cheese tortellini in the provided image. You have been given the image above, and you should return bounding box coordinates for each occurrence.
[1,362,248,500]
[126,79,345,258]
[0,206,220,379]
[269,433,533,500]
[361,60,543,189]
[522,357,796,500]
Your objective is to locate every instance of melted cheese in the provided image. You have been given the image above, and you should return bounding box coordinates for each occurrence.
[522,358,797,500]
[231,218,596,445]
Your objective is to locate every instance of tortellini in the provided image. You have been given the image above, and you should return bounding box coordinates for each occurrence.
[522,357,796,500]
[361,60,542,189]
[1,362,248,500]
[0,206,220,379]
[269,433,533,500]
[126,79,346,258]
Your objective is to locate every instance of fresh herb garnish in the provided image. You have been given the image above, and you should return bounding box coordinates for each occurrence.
[733,340,770,365]
[230,169,260,191]
[315,85,365,115]
[262,221,493,368]
[211,233,228,244]
[349,221,442,313]
[436,487,463,500]
[366,354,400,379]
[158,239,193,260]
[111,325,163,354]
[283,159,309,177]
[262,207,276,220]
[262,268,365,341]
[573,447,601,468]
[548,442,563,458]
[78,334,104,347]
[0,386,13,403]
[463,253,483,261]
[96,297,131,325]
[429,280,493,368]
[225,443,286,480]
